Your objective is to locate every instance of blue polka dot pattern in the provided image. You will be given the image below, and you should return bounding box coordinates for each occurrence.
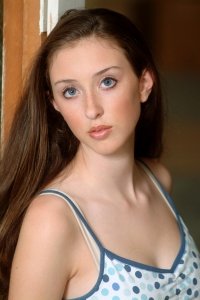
[193,262,198,269]
[115,264,123,272]
[135,271,142,278]
[194,290,199,297]
[132,286,140,294]
[123,288,131,296]
[187,288,192,295]
[103,274,109,282]
[83,220,200,299]
[159,274,165,279]
[112,283,120,291]
[155,282,160,289]
[101,288,109,296]
[124,264,131,272]
[193,278,197,285]
[176,288,181,295]
[108,267,115,275]
[169,278,174,284]
[118,274,125,282]
[147,284,153,292]
[180,273,186,279]
[192,251,197,258]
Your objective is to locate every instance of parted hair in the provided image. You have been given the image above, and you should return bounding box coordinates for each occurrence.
[0,8,164,298]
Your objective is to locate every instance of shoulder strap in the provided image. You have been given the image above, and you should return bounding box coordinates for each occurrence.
[40,189,101,271]
[136,160,177,219]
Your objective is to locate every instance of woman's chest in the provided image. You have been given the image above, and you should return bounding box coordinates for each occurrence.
[83,198,181,270]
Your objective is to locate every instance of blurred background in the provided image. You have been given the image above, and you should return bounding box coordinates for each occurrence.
[0,0,200,248]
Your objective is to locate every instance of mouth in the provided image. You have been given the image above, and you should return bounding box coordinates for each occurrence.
[88,125,112,133]
[88,125,113,139]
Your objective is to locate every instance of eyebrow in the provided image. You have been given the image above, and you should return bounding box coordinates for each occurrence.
[54,66,121,86]
[94,66,121,77]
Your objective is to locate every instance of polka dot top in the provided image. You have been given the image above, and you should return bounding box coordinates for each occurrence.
[40,162,200,300]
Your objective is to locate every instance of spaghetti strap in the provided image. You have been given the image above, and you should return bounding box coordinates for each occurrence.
[136,160,177,219]
[40,189,101,271]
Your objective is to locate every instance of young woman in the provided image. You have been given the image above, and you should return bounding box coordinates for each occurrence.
[0,8,199,300]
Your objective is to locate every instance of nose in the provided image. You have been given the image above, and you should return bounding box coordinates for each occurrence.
[85,93,104,119]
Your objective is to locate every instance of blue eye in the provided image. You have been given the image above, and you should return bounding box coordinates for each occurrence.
[63,87,78,98]
[101,77,116,88]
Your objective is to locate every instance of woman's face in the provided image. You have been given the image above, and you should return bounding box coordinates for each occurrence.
[49,37,153,156]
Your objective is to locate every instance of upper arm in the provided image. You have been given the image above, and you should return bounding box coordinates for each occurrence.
[8,195,79,300]
[141,158,172,195]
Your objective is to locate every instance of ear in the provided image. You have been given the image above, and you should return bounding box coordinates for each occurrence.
[52,99,60,112]
[46,90,60,112]
[139,69,154,103]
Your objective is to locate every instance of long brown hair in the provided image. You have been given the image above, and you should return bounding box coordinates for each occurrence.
[0,8,164,298]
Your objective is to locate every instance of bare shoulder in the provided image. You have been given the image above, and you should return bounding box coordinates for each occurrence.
[9,193,80,299]
[140,158,172,195]
[24,193,79,241]
[17,193,81,263]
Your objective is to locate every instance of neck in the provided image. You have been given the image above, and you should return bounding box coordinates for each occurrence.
[72,144,138,200]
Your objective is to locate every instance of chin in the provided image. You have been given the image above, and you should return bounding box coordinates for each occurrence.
[84,141,133,157]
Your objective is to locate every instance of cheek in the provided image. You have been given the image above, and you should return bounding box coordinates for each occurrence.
[61,111,83,136]
[110,81,142,122]
[112,95,141,125]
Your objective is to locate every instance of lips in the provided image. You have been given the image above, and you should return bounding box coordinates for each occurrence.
[88,125,112,133]
[88,125,113,139]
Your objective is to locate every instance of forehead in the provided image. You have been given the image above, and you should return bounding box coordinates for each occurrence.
[52,36,124,58]
[49,37,130,75]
